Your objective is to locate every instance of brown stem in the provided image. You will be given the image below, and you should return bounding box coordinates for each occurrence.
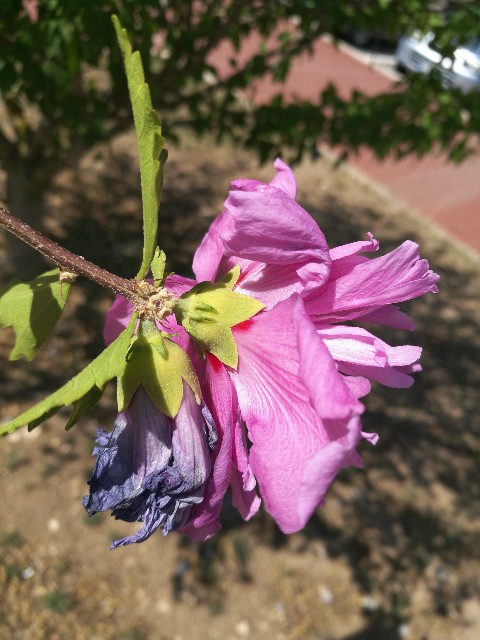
[0,207,141,303]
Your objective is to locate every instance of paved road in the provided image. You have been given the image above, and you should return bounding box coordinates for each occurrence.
[212,35,480,255]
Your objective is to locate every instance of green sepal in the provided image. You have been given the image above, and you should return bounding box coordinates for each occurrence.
[174,266,264,369]
[112,15,167,280]
[151,247,167,287]
[0,269,71,361]
[0,316,136,437]
[117,319,200,418]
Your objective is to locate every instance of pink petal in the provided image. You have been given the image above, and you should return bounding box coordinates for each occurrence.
[362,431,380,445]
[231,159,296,199]
[330,233,379,261]
[221,186,330,272]
[297,302,364,420]
[305,240,439,321]
[318,325,422,388]
[230,467,261,521]
[298,415,363,521]
[181,355,234,540]
[356,306,415,331]
[193,160,331,295]
[343,375,372,399]
[230,417,261,520]
[192,212,231,282]
[165,274,197,296]
[231,297,363,533]
[232,418,257,493]
[104,295,133,345]
[269,158,297,199]
[216,255,314,308]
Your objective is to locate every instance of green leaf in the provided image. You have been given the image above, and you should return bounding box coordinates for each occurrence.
[151,246,167,286]
[117,319,200,418]
[174,266,265,368]
[64,385,105,431]
[0,316,136,437]
[0,269,71,361]
[112,15,167,280]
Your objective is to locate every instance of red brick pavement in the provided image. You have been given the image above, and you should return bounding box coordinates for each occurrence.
[211,36,480,255]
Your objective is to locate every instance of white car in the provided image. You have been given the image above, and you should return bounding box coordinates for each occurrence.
[395,32,480,93]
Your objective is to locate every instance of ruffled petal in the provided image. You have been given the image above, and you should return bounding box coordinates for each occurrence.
[221,186,330,272]
[318,325,422,388]
[297,302,364,420]
[305,240,439,322]
[329,233,379,261]
[269,158,297,198]
[343,375,371,399]
[193,160,331,296]
[231,297,362,533]
[356,306,415,331]
[217,255,312,308]
[230,417,261,520]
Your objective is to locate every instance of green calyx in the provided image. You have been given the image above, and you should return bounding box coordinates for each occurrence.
[117,319,200,418]
[173,266,264,369]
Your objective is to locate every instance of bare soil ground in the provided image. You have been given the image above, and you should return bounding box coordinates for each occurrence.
[0,133,479,640]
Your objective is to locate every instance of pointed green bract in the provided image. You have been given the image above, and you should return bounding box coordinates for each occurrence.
[117,319,200,418]
[0,317,136,436]
[0,269,71,361]
[174,266,265,368]
[112,15,167,280]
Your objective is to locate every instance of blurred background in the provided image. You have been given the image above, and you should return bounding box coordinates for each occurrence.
[1,2,479,639]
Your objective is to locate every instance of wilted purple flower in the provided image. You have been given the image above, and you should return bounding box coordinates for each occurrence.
[83,384,216,548]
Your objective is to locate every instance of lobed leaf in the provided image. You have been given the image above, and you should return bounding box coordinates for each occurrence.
[112,15,167,280]
[0,269,71,361]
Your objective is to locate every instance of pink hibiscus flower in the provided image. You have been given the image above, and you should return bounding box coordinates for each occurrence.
[99,160,438,544]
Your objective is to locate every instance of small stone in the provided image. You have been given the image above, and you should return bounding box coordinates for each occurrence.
[435,564,449,581]
[398,622,410,638]
[360,595,379,612]
[157,599,172,614]
[319,585,333,604]
[234,620,250,637]
[47,518,60,532]
[20,566,35,580]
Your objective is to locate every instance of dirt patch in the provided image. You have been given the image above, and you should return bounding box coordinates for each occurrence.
[1,133,479,640]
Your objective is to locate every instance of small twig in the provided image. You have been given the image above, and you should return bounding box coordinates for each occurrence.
[0,207,141,303]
